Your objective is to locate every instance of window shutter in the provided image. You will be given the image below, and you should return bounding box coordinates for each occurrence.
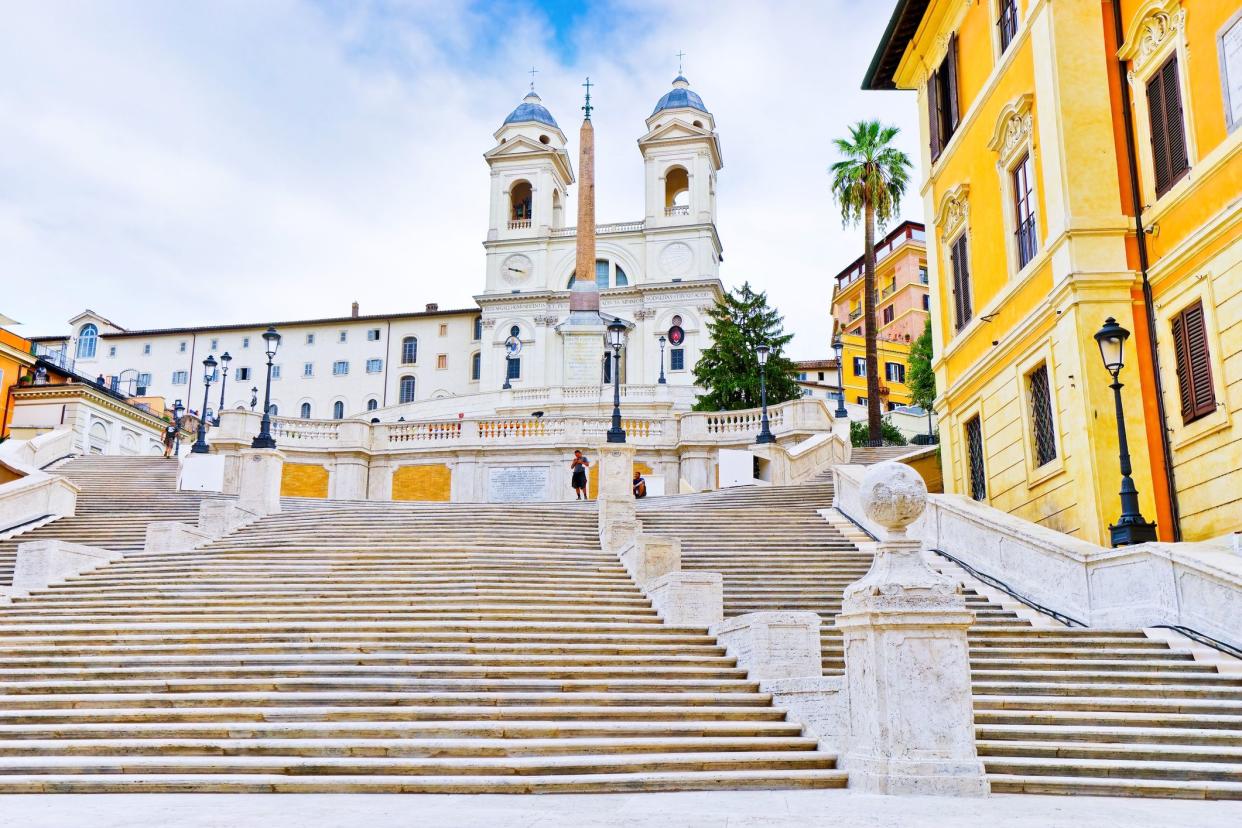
[1171,302,1216,423]
[951,234,972,330]
[1160,56,1189,186]
[927,69,942,161]
[1170,313,1193,421]
[1146,67,1170,195]
[945,34,961,134]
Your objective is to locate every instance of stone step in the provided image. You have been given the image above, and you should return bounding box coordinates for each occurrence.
[986,773,1242,799]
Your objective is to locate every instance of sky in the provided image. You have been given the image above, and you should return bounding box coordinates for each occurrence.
[0,0,922,359]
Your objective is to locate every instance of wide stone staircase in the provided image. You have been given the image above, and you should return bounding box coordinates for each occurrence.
[0,498,845,792]
[0,456,219,586]
[641,481,1242,800]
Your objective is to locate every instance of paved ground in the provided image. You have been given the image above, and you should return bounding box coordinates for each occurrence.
[1,790,1238,827]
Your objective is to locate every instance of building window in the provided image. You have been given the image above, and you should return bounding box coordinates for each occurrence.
[1012,153,1038,269]
[919,266,929,284]
[210,338,219,350]
[179,341,187,353]
[339,331,347,343]
[882,305,895,324]
[366,358,383,373]
[950,233,973,330]
[818,372,825,381]
[927,33,961,161]
[75,324,99,359]
[473,317,483,340]
[1027,363,1057,467]
[670,348,685,371]
[1170,301,1216,424]
[306,333,315,345]
[242,337,250,349]
[997,0,1018,53]
[137,372,152,390]
[367,328,381,341]
[399,375,416,404]
[438,323,448,337]
[798,372,808,381]
[271,365,282,380]
[923,294,931,311]
[853,357,866,377]
[333,401,345,419]
[401,337,417,365]
[332,361,349,376]
[1146,54,1190,198]
[268,405,278,417]
[471,352,481,381]
[235,367,251,381]
[143,343,151,355]
[303,362,313,377]
[366,398,378,411]
[856,395,867,405]
[507,357,521,380]
[885,362,906,384]
[437,354,448,370]
[108,346,116,358]
[172,370,188,385]
[300,402,312,419]
[965,415,987,501]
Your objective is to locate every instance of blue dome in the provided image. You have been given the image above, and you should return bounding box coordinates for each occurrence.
[652,75,709,116]
[503,91,559,128]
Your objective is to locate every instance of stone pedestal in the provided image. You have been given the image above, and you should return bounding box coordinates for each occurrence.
[144,521,214,553]
[761,676,846,753]
[835,461,988,797]
[197,500,260,536]
[647,570,723,627]
[713,611,823,680]
[10,540,122,596]
[619,534,681,588]
[597,443,636,547]
[237,448,284,516]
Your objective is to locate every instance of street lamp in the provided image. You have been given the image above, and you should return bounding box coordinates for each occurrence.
[250,386,258,412]
[252,327,281,449]
[214,351,232,425]
[832,333,848,419]
[172,398,185,456]
[606,319,627,443]
[657,335,667,385]
[191,354,217,454]
[1094,317,1157,546]
[755,344,775,444]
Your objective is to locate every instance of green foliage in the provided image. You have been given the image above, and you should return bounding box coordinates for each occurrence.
[850,417,908,447]
[907,318,936,412]
[693,282,803,412]
[829,121,913,231]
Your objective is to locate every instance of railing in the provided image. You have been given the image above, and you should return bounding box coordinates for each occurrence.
[848,308,862,321]
[387,420,461,443]
[880,283,897,299]
[582,418,664,440]
[550,220,646,238]
[32,343,74,374]
[664,205,689,217]
[835,225,927,289]
[1015,214,1038,269]
[270,417,342,443]
[507,219,532,230]
[477,417,563,440]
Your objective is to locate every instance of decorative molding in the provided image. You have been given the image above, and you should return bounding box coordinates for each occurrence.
[987,93,1035,166]
[1118,0,1185,78]
[533,315,560,327]
[935,183,971,242]
[480,319,497,329]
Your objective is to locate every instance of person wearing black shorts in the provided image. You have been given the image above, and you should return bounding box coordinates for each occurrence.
[570,450,590,500]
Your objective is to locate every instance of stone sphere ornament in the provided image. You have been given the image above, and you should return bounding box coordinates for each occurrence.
[860,461,928,536]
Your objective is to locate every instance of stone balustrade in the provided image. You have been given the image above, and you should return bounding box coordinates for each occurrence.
[0,430,79,536]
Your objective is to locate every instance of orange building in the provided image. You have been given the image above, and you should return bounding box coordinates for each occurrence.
[0,319,37,440]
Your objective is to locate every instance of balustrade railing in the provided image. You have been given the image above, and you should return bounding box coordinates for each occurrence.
[270,417,342,442]
[477,417,563,440]
[550,220,645,238]
[507,219,532,230]
[664,205,689,217]
[386,420,461,443]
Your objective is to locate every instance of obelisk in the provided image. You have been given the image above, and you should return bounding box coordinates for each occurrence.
[562,77,608,386]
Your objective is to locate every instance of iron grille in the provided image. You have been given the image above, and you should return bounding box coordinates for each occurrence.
[965,415,987,501]
[998,0,1018,52]
[1015,215,1038,268]
[1028,364,1057,466]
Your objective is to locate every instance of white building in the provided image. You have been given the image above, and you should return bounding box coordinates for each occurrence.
[32,75,726,422]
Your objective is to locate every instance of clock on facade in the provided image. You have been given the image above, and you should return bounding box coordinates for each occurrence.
[502,254,533,286]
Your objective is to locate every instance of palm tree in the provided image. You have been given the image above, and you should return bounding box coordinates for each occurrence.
[830,120,912,446]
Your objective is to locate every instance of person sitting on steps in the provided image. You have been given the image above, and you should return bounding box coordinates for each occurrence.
[632,470,647,499]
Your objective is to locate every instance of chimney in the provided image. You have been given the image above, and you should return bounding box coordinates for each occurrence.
[425,303,439,312]
[351,301,359,318]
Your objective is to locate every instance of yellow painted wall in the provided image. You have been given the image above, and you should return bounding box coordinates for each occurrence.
[280,463,329,499]
[391,463,452,502]
[903,450,944,494]
[587,458,653,500]
[838,333,913,408]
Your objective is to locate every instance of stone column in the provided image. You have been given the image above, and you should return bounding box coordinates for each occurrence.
[597,442,636,552]
[834,461,988,796]
[236,448,285,516]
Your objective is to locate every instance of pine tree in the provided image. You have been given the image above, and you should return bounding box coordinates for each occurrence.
[692,282,803,412]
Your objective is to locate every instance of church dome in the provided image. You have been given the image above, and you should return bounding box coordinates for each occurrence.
[652,75,709,116]
[503,91,559,128]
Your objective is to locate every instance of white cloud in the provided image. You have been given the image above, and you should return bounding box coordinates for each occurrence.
[0,0,921,358]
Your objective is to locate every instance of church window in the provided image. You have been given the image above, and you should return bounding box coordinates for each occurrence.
[268,404,279,416]
[664,166,690,213]
[471,352,481,380]
[510,180,533,223]
[76,324,98,359]
[437,354,448,370]
[473,317,483,340]
[300,402,312,419]
[366,358,383,373]
[399,375,416,404]
[510,325,521,338]
[401,337,418,365]
[235,367,251,381]
[303,362,314,377]
[539,134,550,145]
[172,370,188,385]
[333,401,345,420]
[507,357,521,380]
[568,260,625,289]
[670,348,685,371]
[366,398,378,411]
[332,361,349,376]
[614,265,628,287]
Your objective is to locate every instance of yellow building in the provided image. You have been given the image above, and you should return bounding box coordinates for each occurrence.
[865,0,1241,544]
[830,220,930,410]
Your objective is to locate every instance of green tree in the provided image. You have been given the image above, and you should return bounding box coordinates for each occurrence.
[907,318,937,441]
[693,282,802,412]
[830,120,912,446]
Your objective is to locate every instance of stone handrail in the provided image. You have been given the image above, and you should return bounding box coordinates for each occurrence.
[833,463,1242,649]
[0,430,79,536]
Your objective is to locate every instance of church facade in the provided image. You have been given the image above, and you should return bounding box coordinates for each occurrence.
[31,76,725,424]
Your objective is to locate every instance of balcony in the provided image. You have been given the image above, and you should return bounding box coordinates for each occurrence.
[664,205,689,217]
[507,219,532,230]
[848,308,862,321]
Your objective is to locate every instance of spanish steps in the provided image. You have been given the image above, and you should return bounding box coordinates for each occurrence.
[0,457,844,793]
[640,481,1242,800]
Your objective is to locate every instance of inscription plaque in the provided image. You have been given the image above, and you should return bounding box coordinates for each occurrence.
[487,465,549,503]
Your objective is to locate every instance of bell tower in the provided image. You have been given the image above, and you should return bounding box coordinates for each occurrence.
[639,75,723,228]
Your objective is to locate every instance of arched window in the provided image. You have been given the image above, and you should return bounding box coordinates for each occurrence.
[614,265,628,286]
[332,401,345,419]
[665,166,690,212]
[268,404,279,416]
[401,337,417,365]
[568,259,622,289]
[366,398,378,411]
[76,324,98,359]
[300,402,312,419]
[471,352,481,381]
[510,180,533,222]
[399,375,416,404]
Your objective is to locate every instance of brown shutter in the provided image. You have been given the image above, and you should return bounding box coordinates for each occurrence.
[952,234,972,329]
[945,34,961,134]
[1170,312,1193,421]
[1146,67,1170,195]
[927,68,942,161]
[1161,56,1189,186]
[1171,302,1217,423]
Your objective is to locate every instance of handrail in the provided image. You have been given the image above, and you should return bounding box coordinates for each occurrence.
[1151,625,1242,661]
[929,547,1087,628]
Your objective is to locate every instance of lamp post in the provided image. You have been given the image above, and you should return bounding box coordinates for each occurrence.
[249,386,258,412]
[1094,317,1158,546]
[606,320,627,443]
[657,335,667,384]
[755,344,775,444]
[172,398,185,456]
[191,355,217,454]
[832,333,848,419]
[252,327,281,449]
[214,352,231,425]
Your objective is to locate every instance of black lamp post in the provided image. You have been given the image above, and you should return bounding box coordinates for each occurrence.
[606,319,627,443]
[214,351,231,425]
[191,355,217,454]
[1094,317,1157,546]
[252,327,281,449]
[172,398,185,456]
[755,344,775,444]
[657,335,667,384]
[249,386,258,412]
[832,333,848,419]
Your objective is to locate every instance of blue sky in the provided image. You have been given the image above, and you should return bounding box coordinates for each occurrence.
[0,0,921,358]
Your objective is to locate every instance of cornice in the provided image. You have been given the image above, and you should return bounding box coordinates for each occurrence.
[11,382,169,429]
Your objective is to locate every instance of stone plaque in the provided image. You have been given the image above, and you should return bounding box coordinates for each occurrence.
[487,465,549,503]
[563,331,605,387]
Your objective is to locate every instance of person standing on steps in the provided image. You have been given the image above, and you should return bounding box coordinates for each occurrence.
[570,450,591,500]
[162,423,177,458]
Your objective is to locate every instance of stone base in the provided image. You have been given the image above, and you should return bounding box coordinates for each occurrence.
[11,540,122,596]
[619,534,681,588]
[760,675,845,753]
[843,755,990,797]
[237,448,285,515]
[144,521,214,553]
[197,500,261,536]
[713,611,823,680]
[647,571,723,627]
